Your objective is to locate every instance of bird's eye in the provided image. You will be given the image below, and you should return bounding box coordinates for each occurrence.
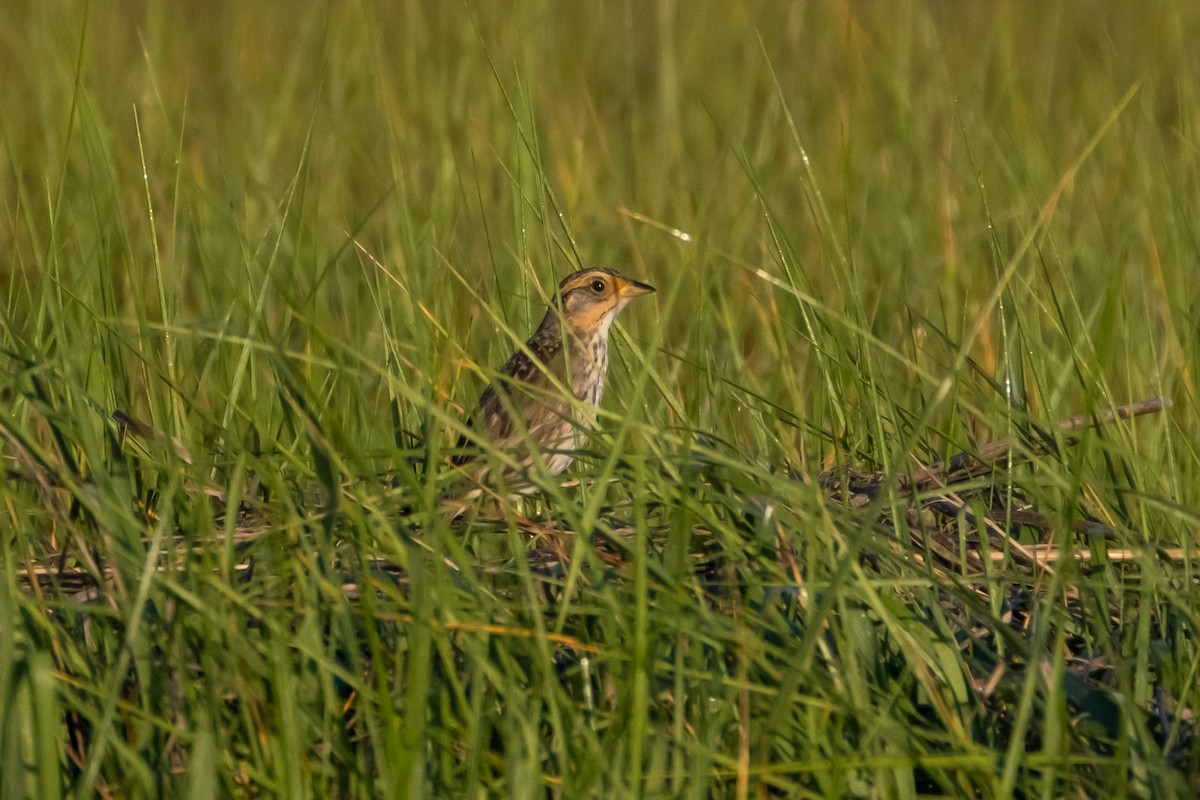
[591,280,606,293]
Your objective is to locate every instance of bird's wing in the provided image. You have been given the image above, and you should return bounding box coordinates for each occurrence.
[454,342,563,461]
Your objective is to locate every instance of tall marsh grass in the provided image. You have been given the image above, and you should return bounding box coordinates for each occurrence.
[1,2,1197,796]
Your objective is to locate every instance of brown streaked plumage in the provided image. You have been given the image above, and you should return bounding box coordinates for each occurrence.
[456,268,655,491]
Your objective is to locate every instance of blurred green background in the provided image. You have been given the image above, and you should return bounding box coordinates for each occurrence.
[3,1,1194,452]
[1,1,1197,796]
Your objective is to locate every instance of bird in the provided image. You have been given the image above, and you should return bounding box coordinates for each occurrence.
[452,267,656,500]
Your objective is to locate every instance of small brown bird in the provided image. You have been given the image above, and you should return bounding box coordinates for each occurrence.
[455,268,656,493]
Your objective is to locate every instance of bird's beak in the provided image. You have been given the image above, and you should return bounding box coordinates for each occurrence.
[617,277,656,298]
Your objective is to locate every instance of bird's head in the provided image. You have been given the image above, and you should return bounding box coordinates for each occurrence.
[555,268,656,340]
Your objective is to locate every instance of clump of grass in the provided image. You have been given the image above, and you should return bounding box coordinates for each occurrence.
[2,2,1197,797]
